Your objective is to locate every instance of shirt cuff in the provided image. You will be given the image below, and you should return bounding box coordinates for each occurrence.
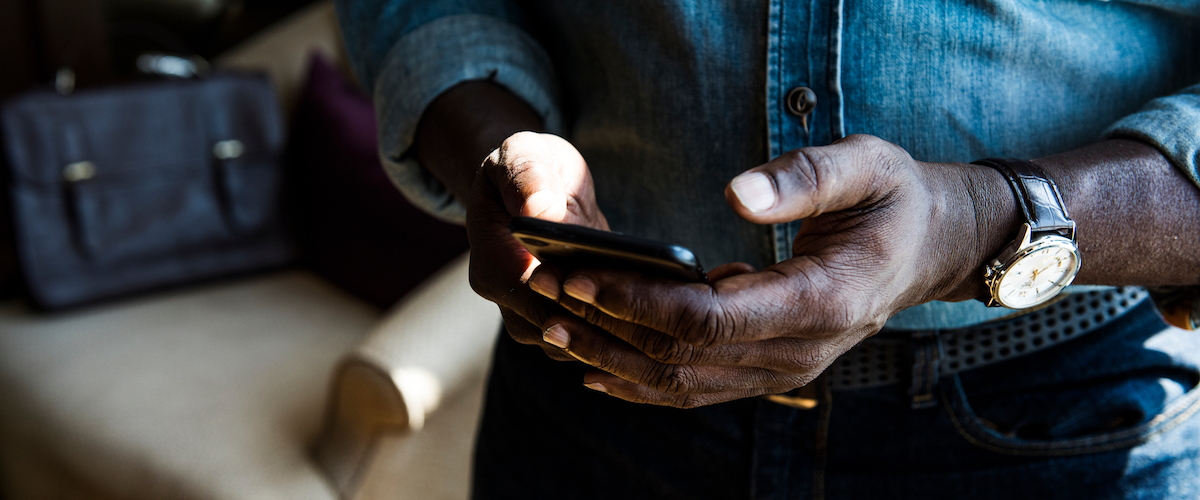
[1103,83,1200,186]
[373,14,564,224]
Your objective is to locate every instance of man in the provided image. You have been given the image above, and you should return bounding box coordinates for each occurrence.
[337,1,1200,498]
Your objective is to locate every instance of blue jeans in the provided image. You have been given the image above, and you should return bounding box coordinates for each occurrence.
[473,300,1200,499]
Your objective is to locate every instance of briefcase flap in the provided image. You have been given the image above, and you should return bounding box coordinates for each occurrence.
[2,74,282,186]
[0,73,292,309]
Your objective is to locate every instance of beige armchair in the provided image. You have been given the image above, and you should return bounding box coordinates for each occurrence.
[0,4,502,498]
[0,253,500,499]
[314,254,500,499]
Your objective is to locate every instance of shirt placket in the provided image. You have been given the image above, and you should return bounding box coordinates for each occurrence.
[765,0,846,264]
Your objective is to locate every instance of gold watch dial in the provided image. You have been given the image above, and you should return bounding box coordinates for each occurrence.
[994,237,1081,309]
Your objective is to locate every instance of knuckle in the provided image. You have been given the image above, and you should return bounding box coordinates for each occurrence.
[467,258,531,311]
[795,281,862,335]
[781,149,820,189]
[796,145,833,172]
[787,148,835,213]
[599,285,664,334]
[589,341,622,374]
[841,133,878,147]
[843,133,896,157]
[686,312,721,347]
[582,303,608,326]
[649,364,698,394]
[873,146,910,174]
[823,291,857,329]
[495,133,548,183]
[567,302,592,322]
[851,135,913,180]
[818,287,888,336]
[780,343,835,375]
[501,316,539,346]
[643,334,693,364]
[500,130,541,153]
[576,302,626,335]
[466,266,498,302]
[869,135,907,157]
[674,295,732,347]
[518,294,549,325]
[818,300,859,334]
[467,268,486,298]
[480,148,502,175]
[619,290,658,327]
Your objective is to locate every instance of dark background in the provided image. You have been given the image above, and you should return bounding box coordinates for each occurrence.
[0,0,321,97]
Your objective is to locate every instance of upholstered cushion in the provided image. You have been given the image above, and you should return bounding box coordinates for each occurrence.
[0,271,378,499]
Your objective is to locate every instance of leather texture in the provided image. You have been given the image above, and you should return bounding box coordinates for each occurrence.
[973,157,1076,238]
[0,73,293,309]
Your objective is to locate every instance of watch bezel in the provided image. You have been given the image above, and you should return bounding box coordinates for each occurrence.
[984,224,1082,309]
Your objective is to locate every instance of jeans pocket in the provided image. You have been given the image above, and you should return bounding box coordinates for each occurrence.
[942,367,1200,456]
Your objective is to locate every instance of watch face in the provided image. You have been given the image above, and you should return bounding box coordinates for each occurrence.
[994,237,1081,309]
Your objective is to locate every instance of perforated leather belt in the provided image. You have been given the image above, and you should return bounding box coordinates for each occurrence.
[825,287,1150,391]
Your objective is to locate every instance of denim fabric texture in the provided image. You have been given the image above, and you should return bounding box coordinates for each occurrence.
[338,0,1200,329]
[335,0,1200,497]
[474,301,1200,500]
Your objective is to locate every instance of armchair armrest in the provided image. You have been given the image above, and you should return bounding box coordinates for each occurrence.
[313,252,502,498]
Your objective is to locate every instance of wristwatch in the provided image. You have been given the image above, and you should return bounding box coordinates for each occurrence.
[973,158,1082,309]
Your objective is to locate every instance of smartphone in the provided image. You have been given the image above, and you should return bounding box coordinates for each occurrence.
[509,216,708,284]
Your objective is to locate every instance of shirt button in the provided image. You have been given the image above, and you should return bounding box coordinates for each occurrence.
[785,86,816,116]
[785,86,816,132]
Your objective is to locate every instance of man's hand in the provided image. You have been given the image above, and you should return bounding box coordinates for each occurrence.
[467,131,609,360]
[414,82,608,361]
[526,134,1019,406]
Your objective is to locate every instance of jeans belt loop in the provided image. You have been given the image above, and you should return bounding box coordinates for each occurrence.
[909,330,943,410]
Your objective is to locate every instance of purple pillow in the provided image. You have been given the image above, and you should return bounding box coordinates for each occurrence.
[286,53,468,309]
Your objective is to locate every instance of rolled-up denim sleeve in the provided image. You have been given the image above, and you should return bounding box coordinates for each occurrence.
[336,1,563,223]
[1104,84,1200,187]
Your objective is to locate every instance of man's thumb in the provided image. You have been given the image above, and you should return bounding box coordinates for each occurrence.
[725,136,889,224]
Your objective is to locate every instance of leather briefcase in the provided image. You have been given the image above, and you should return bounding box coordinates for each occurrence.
[0,73,293,309]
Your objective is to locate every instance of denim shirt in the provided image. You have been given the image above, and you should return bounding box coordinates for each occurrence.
[337,0,1200,330]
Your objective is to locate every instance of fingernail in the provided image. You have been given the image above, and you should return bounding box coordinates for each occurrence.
[529,273,560,300]
[543,324,569,349]
[562,276,597,303]
[731,172,776,214]
[584,382,608,394]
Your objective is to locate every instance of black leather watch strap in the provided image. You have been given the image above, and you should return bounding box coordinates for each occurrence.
[972,158,1076,239]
